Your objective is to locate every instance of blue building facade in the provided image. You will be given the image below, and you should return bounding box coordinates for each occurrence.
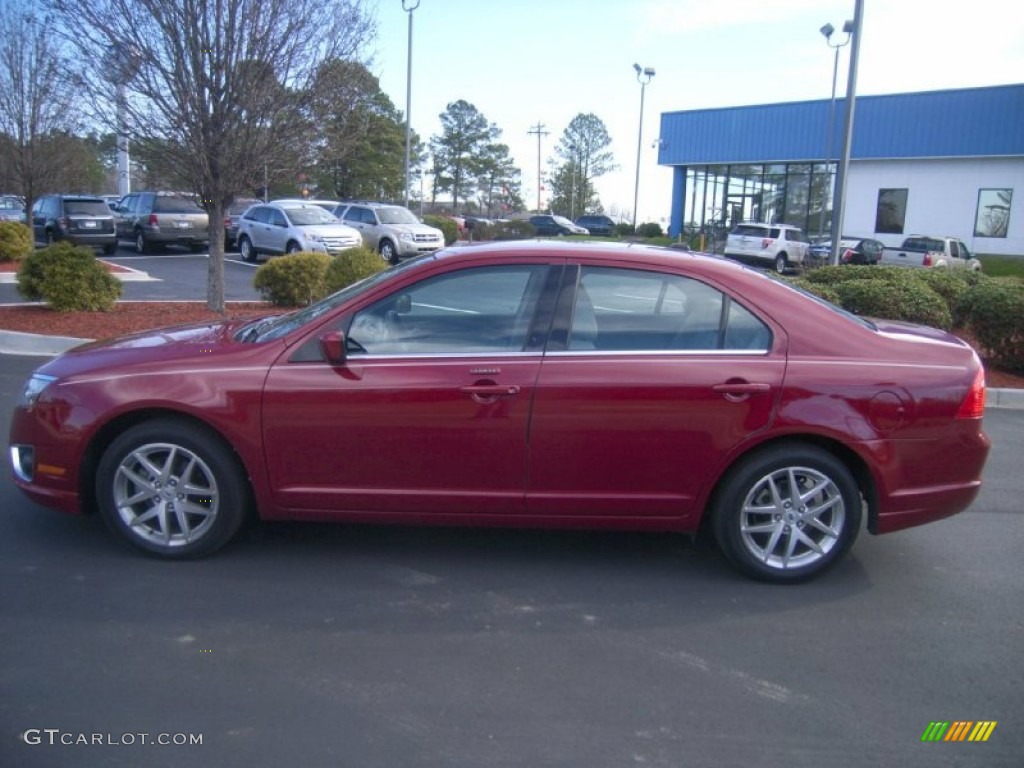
[658,84,1024,255]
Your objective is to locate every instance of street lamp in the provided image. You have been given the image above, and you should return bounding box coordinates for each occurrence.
[402,0,421,209]
[568,142,577,220]
[817,20,853,242]
[830,0,864,265]
[632,63,655,231]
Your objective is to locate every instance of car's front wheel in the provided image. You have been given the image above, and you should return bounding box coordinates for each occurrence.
[774,253,788,274]
[96,419,250,559]
[712,444,862,583]
[238,235,257,263]
[379,239,397,264]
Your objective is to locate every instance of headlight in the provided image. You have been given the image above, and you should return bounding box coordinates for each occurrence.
[17,374,57,409]
[400,232,415,243]
[305,233,324,243]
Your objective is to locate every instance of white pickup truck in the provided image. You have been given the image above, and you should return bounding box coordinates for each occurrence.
[879,235,982,271]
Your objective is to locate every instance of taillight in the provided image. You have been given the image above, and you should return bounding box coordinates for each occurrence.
[224,217,231,227]
[57,217,69,231]
[148,213,159,227]
[956,367,986,419]
[842,249,854,263]
[923,252,933,267]
[761,238,774,248]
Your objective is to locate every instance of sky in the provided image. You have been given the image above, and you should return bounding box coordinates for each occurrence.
[368,0,1024,223]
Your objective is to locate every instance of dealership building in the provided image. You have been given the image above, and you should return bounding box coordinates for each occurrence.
[657,83,1024,256]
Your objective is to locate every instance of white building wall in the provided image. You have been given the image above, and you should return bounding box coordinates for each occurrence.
[844,157,1024,256]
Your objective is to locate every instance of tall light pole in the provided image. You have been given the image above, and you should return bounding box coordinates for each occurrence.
[527,122,549,212]
[632,63,655,231]
[402,0,420,208]
[817,20,852,242]
[830,0,864,266]
[568,142,577,219]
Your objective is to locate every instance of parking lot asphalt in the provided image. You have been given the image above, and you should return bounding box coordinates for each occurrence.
[1,349,1021,768]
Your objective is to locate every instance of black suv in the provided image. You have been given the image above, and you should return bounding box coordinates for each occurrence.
[114,192,209,254]
[574,214,616,236]
[31,195,117,254]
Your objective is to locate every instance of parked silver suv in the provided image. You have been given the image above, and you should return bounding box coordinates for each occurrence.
[236,201,361,262]
[724,222,810,274]
[114,192,210,254]
[331,202,444,264]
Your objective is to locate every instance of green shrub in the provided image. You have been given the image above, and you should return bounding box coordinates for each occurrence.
[613,223,635,237]
[423,215,458,245]
[467,222,496,241]
[17,241,122,311]
[917,269,985,326]
[252,252,332,307]
[491,219,535,240]
[832,278,952,329]
[325,246,387,293]
[636,222,664,238]
[787,277,842,306]
[958,278,1024,372]
[0,221,32,263]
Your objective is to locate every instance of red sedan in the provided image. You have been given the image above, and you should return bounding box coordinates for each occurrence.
[8,242,990,582]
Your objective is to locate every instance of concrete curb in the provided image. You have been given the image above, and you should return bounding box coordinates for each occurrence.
[0,262,156,283]
[0,327,1021,409]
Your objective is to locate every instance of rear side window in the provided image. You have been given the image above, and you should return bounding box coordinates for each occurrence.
[154,196,202,213]
[860,239,882,257]
[903,237,943,251]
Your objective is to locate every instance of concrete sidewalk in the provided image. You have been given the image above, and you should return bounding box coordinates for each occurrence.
[1,328,1021,409]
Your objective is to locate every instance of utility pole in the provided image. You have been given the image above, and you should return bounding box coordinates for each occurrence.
[527,122,549,212]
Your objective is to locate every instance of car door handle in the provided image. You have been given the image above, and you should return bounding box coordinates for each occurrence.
[713,382,770,393]
[459,384,521,397]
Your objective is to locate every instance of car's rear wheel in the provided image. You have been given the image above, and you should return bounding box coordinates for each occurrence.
[102,243,117,255]
[96,419,250,559]
[712,444,862,583]
[238,235,257,262]
[774,253,788,274]
[379,239,397,264]
[135,230,152,255]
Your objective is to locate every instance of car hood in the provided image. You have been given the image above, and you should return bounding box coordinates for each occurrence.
[295,224,360,238]
[34,318,269,380]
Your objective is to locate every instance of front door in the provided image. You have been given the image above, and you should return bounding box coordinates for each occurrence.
[261,263,556,516]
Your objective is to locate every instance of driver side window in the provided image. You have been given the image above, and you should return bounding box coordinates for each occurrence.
[348,265,549,355]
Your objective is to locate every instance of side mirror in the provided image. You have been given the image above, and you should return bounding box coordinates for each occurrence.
[318,330,347,365]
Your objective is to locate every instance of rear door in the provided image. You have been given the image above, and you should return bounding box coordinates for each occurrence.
[527,263,785,522]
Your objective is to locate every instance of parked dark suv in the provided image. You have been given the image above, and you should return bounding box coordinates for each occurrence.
[31,195,117,254]
[114,192,209,254]
[574,214,616,236]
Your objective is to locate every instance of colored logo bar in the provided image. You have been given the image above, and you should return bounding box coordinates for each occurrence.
[921,721,997,742]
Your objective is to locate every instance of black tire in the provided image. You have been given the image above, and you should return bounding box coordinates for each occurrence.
[286,241,302,254]
[45,231,56,247]
[95,419,250,559]
[379,239,397,263]
[102,243,117,255]
[135,230,152,255]
[774,253,788,274]
[238,235,257,263]
[712,443,862,583]
[190,243,207,253]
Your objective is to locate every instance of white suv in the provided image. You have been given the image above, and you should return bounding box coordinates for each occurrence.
[724,222,810,274]
[331,202,444,264]
[236,201,361,262]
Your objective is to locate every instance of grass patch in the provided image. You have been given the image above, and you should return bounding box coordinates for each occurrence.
[978,254,1024,279]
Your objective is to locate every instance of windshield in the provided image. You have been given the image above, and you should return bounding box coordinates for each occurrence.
[553,216,575,226]
[242,255,435,343]
[377,206,419,225]
[283,206,338,226]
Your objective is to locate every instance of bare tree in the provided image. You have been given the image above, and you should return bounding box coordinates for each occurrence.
[0,0,79,217]
[52,0,375,312]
